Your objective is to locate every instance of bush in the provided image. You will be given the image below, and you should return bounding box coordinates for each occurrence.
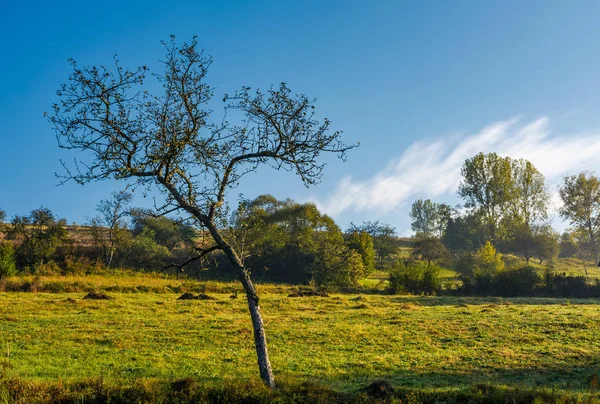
[311,244,365,289]
[543,271,598,298]
[495,266,541,296]
[0,242,17,278]
[454,252,476,277]
[388,260,441,295]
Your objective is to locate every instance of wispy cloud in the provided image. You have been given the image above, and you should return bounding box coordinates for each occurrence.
[316,117,600,217]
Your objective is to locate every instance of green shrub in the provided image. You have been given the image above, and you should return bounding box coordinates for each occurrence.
[388,260,441,295]
[454,252,477,277]
[475,241,504,275]
[496,266,541,296]
[0,242,17,278]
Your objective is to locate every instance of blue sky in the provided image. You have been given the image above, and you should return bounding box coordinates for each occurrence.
[2,1,600,234]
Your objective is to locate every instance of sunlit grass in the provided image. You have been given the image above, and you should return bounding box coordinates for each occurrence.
[0,282,599,397]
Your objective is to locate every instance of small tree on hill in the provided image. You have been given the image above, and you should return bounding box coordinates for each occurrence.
[559,231,579,258]
[88,190,133,267]
[411,236,448,267]
[532,226,559,265]
[9,207,67,269]
[47,37,355,387]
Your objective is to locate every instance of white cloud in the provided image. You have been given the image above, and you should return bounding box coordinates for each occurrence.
[316,117,600,217]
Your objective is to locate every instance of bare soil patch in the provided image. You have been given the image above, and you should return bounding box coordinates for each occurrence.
[82,291,112,300]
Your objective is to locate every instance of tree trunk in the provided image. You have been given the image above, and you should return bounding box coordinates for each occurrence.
[106,248,114,267]
[206,225,276,388]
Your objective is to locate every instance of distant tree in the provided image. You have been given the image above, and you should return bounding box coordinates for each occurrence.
[410,199,437,236]
[411,236,448,267]
[345,231,376,276]
[559,231,579,258]
[532,225,559,265]
[458,152,514,243]
[229,195,284,263]
[232,195,365,286]
[347,220,396,267]
[410,199,454,237]
[124,227,170,268]
[502,159,549,261]
[443,213,485,252]
[9,207,67,268]
[559,172,600,264]
[131,210,196,250]
[88,190,133,267]
[47,37,355,387]
[510,224,536,263]
[510,159,549,228]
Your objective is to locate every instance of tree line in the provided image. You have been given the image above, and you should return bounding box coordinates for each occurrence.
[0,193,399,290]
[404,152,600,297]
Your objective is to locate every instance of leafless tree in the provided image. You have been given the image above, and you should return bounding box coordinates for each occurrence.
[46,36,355,387]
[88,190,132,267]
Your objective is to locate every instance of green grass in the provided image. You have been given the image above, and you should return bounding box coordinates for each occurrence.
[0,273,599,402]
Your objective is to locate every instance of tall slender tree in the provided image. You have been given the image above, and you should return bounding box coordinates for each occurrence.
[510,159,549,228]
[458,152,514,243]
[47,37,355,388]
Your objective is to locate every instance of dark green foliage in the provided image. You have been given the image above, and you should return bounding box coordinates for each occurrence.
[495,266,541,297]
[0,242,17,278]
[388,260,441,295]
[443,214,485,251]
[453,252,477,277]
[122,227,170,268]
[226,195,365,287]
[458,265,600,298]
[131,212,197,250]
[8,207,67,269]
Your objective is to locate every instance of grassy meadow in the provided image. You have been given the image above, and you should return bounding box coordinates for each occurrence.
[0,271,599,403]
